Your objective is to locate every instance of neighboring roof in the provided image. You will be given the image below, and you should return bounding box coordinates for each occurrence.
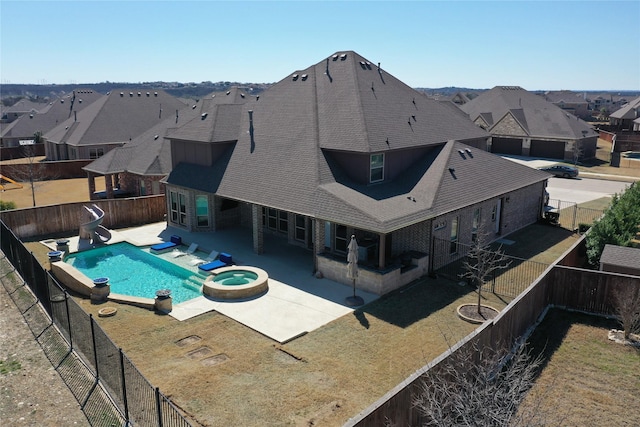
[600,244,640,270]
[609,96,640,120]
[166,51,548,233]
[85,89,250,176]
[460,86,597,139]
[2,98,48,114]
[540,90,589,105]
[44,89,188,146]
[1,90,104,139]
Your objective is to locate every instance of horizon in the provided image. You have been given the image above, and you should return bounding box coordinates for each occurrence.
[1,1,639,91]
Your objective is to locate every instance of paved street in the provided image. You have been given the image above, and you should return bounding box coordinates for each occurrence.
[546,176,632,204]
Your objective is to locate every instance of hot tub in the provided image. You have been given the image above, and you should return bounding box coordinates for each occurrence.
[202,266,268,300]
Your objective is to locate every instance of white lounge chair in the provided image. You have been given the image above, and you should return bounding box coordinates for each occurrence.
[190,249,218,266]
[172,242,198,258]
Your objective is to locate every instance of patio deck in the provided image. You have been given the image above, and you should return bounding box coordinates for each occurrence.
[44,222,379,343]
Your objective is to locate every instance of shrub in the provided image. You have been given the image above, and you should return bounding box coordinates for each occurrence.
[0,200,17,211]
[585,182,640,267]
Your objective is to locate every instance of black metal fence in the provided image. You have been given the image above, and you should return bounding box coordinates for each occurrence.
[432,237,549,298]
[0,220,193,427]
[548,198,605,232]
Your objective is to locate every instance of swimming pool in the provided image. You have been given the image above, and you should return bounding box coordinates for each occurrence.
[65,242,203,304]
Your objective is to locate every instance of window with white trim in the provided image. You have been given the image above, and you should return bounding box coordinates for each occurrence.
[450,216,459,254]
[195,195,209,227]
[370,153,384,183]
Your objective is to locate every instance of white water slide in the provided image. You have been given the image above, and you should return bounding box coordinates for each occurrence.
[79,204,112,244]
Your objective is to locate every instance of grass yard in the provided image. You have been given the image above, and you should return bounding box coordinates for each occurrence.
[26,222,587,427]
[522,309,640,426]
[0,177,105,209]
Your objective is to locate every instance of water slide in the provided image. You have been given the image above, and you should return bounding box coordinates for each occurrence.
[79,204,112,244]
[0,174,23,190]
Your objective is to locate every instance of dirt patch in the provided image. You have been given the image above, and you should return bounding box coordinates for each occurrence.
[175,335,202,347]
[200,354,229,367]
[0,259,89,426]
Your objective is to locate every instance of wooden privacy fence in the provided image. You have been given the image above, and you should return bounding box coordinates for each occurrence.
[0,195,166,239]
[345,239,640,427]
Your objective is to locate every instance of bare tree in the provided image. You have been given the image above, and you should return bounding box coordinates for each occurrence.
[461,230,511,314]
[613,283,640,340]
[10,133,52,207]
[413,341,558,427]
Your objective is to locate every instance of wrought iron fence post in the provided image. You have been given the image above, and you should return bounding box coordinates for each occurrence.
[119,349,130,423]
[155,387,164,427]
[64,290,73,350]
[572,203,578,231]
[89,314,100,379]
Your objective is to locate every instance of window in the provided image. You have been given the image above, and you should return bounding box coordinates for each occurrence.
[279,211,288,234]
[195,195,209,227]
[295,215,306,242]
[267,208,277,229]
[68,147,77,160]
[170,191,178,222]
[179,193,187,225]
[140,180,147,196]
[370,153,384,183]
[264,208,288,234]
[472,208,481,242]
[450,216,459,254]
[491,205,497,222]
[89,148,104,159]
[335,224,348,253]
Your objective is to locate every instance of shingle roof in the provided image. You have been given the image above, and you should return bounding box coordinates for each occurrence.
[165,51,548,233]
[460,86,597,139]
[44,89,188,146]
[84,92,220,176]
[540,90,589,105]
[2,90,104,139]
[600,244,640,270]
[609,96,640,119]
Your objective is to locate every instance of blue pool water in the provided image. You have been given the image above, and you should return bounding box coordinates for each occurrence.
[65,242,203,304]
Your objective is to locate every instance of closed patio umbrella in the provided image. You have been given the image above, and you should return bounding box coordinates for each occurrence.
[346,235,364,306]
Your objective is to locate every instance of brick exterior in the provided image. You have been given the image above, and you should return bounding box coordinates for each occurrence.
[491,113,527,136]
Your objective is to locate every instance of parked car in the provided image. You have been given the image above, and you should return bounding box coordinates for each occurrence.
[538,165,579,178]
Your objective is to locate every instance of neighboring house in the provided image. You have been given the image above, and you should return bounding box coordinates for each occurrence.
[588,93,629,116]
[162,51,551,295]
[609,96,640,131]
[1,90,104,152]
[539,90,591,120]
[0,98,49,124]
[44,89,188,161]
[599,244,640,276]
[460,86,598,161]
[83,88,250,199]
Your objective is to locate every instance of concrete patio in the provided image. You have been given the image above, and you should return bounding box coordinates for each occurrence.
[44,222,378,343]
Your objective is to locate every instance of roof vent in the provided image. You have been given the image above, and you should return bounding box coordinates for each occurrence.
[301,74,308,81]
[256,95,259,101]
[340,53,347,60]
[465,148,473,156]
[129,92,134,97]
[226,91,230,95]
[154,135,159,140]
[292,74,299,81]
[154,92,158,96]
[78,99,82,103]
[29,114,33,118]
[192,105,197,109]
[60,99,64,103]
[201,113,208,119]
[365,62,372,70]
[120,92,124,97]
[240,93,245,98]
[359,61,366,69]
[146,92,150,96]
[137,92,141,96]
[332,54,339,61]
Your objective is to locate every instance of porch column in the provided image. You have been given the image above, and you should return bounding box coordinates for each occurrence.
[105,174,114,199]
[87,172,96,200]
[252,204,263,254]
[314,218,325,273]
[378,233,386,269]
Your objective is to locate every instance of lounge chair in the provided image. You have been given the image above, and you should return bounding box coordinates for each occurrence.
[190,250,219,266]
[198,253,233,272]
[172,242,198,258]
[150,235,182,252]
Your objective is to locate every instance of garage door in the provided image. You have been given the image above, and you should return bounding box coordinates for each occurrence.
[530,139,565,159]
[491,138,522,155]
